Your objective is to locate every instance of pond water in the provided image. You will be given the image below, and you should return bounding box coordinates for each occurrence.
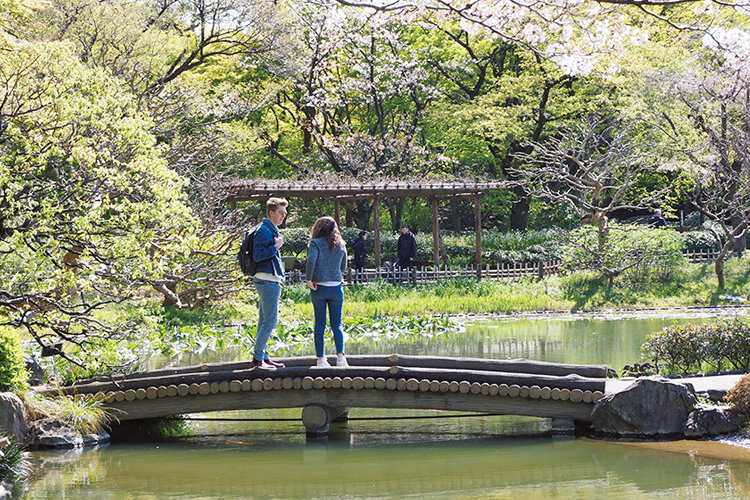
[20,308,750,499]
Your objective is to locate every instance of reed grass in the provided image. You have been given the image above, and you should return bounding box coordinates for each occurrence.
[23,391,109,435]
[0,435,30,482]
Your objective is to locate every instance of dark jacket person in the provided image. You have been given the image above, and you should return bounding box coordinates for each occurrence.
[397,223,417,270]
[353,231,367,271]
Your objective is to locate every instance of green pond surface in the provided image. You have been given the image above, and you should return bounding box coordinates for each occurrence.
[20,308,750,499]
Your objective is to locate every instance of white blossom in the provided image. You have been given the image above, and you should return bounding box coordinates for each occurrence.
[522,23,546,44]
[693,0,716,16]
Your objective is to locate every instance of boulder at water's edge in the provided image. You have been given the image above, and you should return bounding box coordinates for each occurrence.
[0,393,28,444]
[591,377,698,436]
[683,404,739,437]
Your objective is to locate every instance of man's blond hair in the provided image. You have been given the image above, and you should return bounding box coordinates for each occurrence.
[266,197,288,215]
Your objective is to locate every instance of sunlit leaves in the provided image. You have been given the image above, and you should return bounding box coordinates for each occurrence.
[1,46,196,359]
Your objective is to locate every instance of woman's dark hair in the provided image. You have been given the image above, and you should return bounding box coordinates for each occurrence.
[358,231,367,239]
[310,217,344,249]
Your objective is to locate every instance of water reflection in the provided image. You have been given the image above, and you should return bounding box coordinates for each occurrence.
[23,430,750,500]
[152,309,750,372]
[344,310,748,370]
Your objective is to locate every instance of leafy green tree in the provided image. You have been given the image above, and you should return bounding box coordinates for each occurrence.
[424,26,608,230]
[41,0,292,97]
[562,222,686,286]
[0,33,198,368]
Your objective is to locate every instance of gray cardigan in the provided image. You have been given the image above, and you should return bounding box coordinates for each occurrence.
[305,238,347,283]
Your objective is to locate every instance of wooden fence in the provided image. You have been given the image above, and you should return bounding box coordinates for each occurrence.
[285,260,565,285]
[683,248,745,263]
[283,248,743,285]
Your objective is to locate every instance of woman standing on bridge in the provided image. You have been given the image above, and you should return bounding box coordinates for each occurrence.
[306,217,349,368]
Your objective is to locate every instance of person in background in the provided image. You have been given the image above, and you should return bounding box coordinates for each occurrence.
[397,223,417,278]
[648,209,666,228]
[353,231,368,272]
[305,217,349,368]
[251,197,288,370]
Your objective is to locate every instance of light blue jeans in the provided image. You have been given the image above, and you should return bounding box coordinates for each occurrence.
[254,278,281,362]
[311,284,345,358]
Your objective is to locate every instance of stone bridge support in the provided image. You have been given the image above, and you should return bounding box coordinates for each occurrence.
[301,404,349,435]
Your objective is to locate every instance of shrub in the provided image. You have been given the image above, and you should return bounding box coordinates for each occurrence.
[643,323,704,375]
[643,316,750,374]
[562,222,686,284]
[680,229,720,251]
[727,374,750,418]
[0,326,28,393]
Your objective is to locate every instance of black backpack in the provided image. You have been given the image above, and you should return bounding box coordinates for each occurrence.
[238,225,260,276]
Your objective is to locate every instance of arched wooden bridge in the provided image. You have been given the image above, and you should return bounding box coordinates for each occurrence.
[45,355,611,434]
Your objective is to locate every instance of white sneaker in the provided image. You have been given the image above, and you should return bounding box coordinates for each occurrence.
[337,355,349,367]
[317,357,331,367]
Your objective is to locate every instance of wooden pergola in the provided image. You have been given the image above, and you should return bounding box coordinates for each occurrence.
[223,179,506,276]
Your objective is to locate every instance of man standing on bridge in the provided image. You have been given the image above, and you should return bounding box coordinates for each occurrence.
[251,197,288,370]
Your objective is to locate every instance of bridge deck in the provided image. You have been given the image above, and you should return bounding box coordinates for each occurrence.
[43,355,609,424]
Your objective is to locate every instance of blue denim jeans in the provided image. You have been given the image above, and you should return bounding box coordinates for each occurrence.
[254,278,281,361]
[311,284,345,358]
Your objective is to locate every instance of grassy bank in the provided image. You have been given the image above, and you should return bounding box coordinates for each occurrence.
[282,278,568,317]
[280,257,750,320]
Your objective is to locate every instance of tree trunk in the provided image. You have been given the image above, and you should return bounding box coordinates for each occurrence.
[509,188,530,231]
[731,215,747,255]
[715,257,726,290]
[596,215,609,256]
[715,239,734,290]
[385,197,406,231]
[351,200,373,230]
[450,199,461,231]
[345,203,353,228]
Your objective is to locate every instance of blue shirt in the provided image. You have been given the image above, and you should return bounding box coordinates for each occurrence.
[253,218,284,278]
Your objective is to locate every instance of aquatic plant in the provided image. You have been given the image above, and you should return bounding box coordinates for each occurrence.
[0,434,30,483]
[38,313,461,383]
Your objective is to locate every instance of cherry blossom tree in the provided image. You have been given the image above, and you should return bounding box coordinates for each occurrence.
[264,2,455,228]
[664,53,750,288]
[510,114,670,284]
[330,0,750,80]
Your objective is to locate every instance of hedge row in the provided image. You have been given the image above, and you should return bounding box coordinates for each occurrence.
[643,317,750,374]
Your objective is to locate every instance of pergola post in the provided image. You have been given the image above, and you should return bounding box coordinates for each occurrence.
[475,195,482,280]
[373,195,381,269]
[431,197,440,270]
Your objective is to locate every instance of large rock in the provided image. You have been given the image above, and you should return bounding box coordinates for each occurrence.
[0,393,28,444]
[24,355,44,386]
[683,404,739,437]
[591,377,698,436]
[28,418,110,450]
